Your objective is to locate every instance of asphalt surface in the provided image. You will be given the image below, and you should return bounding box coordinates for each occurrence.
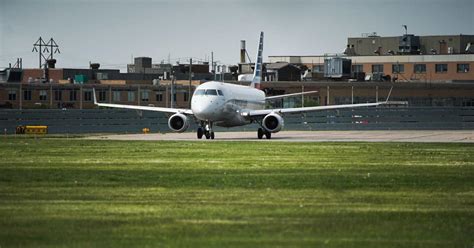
[86,130,474,143]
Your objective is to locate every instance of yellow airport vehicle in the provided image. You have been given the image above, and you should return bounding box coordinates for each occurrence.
[16,125,48,135]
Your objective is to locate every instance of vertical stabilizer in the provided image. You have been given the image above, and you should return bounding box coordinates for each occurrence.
[250,32,264,89]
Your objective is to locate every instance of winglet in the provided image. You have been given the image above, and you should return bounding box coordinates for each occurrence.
[92,88,98,105]
[385,86,394,103]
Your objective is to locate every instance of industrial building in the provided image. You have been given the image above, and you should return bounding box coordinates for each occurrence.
[346,33,474,56]
[269,33,474,83]
[270,53,474,82]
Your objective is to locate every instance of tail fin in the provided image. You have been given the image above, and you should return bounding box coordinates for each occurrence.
[250,31,264,89]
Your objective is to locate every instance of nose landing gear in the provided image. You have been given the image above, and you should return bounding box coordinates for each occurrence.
[197,122,214,140]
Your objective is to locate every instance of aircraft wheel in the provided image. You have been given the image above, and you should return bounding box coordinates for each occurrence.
[257,128,264,139]
[205,131,211,139]
[265,131,272,139]
[210,132,215,140]
[197,127,204,139]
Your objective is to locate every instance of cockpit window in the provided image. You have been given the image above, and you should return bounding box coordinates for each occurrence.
[206,89,218,95]
[217,90,224,96]
[195,89,205,95]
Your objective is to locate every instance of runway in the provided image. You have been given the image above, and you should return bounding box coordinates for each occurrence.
[86,130,474,143]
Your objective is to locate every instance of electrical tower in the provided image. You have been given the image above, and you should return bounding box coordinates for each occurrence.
[32,37,60,68]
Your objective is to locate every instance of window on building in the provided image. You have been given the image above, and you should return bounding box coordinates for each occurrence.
[23,90,32,101]
[54,90,62,101]
[457,64,470,73]
[435,64,448,73]
[156,93,163,102]
[352,64,363,73]
[392,64,405,73]
[414,64,426,73]
[8,90,16,101]
[127,91,135,102]
[69,90,77,101]
[98,91,106,101]
[371,64,384,73]
[313,65,324,73]
[183,92,189,102]
[113,91,121,102]
[39,90,48,101]
[170,93,177,102]
[141,90,149,102]
[84,91,92,101]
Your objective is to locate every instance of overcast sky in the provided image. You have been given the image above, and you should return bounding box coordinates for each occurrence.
[1,0,473,71]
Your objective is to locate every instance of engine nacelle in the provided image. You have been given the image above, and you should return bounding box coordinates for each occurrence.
[168,113,190,133]
[262,112,284,133]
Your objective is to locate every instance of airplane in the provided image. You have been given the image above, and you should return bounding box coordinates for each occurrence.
[94,32,394,140]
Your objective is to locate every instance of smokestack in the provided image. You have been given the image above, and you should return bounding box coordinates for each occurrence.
[240,40,246,63]
[90,63,100,70]
[47,59,56,69]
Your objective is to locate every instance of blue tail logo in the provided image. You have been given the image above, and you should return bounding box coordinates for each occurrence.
[250,32,264,89]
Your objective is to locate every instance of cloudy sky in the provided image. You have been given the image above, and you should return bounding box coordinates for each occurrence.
[1,0,473,70]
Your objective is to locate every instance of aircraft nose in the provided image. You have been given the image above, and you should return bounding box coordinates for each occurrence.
[192,99,214,119]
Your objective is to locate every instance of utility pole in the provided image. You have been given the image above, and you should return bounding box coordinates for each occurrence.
[301,85,305,107]
[211,52,215,80]
[171,74,175,108]
[189,58,192,108]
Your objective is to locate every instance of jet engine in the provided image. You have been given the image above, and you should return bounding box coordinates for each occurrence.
[168,113,190,132]
[262,112,284,133]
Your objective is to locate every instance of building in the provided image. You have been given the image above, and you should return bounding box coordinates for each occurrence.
[270,54,474,82]
[3,79,474,110]
[269,33,474,82]
[127,57,214,81]
[0,82,193,109]
[265,62,302,81]
[346,33,474,56]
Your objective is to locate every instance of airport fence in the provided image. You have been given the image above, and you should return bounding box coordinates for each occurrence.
[0,107,473,134]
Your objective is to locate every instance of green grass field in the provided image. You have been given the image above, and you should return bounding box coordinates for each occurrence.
[0,137,473,247]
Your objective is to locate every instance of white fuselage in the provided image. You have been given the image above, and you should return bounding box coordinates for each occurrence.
[191,81,265,127]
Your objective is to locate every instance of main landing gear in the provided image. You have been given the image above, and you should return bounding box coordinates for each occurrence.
[257,127,271,139]
[197,122,214,140]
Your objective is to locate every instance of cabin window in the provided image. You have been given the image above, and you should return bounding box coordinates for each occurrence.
[195,89,206,95]
[217,90,224,96]
[206,89,218,95]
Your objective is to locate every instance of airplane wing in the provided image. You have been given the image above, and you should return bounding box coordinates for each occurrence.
[265,91,318,100]
[247,87,402,117]
[246,101,387,116]
[93,89,193,115]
